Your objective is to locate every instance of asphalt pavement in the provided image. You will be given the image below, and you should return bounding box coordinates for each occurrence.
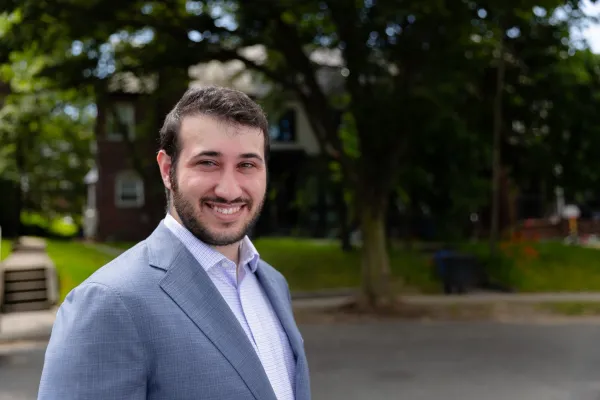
[302,320,600,400]
[2,319,600,399]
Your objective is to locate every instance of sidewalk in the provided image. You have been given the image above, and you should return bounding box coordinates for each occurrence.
[0,309,57,343]
[6,292,600,345]
[291,291,600,308]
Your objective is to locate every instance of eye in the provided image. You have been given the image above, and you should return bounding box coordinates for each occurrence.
[198,160,217,167]
[239,162,255,169]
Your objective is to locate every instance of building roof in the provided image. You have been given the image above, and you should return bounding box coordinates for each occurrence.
[107,45,345,97]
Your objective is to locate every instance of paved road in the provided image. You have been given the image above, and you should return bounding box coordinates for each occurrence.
[2,321,600,399]
[303,320,600,400]
[0,343,45,400]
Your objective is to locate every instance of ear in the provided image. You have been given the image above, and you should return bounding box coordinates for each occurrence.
[156,150,173,190]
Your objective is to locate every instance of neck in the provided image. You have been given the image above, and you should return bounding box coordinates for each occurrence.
[214,243,241,265]
[168,207,183,226]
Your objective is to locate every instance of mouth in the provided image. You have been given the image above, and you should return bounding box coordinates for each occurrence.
[205,202,247,220]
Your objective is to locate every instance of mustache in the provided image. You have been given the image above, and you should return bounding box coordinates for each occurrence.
[202,196,251,205]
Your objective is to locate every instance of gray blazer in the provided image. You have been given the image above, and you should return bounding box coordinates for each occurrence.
[38,222,311,400]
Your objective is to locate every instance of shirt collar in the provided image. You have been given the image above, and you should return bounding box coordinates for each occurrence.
[240,236,260,273]
[163,213,260,272]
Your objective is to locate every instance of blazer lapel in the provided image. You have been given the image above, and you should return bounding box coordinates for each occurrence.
[255,262,311,400]
[147,223,277,400]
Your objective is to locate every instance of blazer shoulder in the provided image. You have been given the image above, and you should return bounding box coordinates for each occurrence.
[80,240,152,294]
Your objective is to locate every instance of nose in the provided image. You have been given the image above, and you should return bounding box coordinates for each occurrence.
[214,168,243,202]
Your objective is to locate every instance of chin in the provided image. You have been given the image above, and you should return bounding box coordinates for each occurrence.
[205,227,247,245]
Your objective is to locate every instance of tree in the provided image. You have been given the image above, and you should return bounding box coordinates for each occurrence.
[1,0,598,306]
[0,44,94,235]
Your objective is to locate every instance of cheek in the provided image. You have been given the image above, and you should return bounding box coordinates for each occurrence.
[246,175,267,198]
[177,172,210,196]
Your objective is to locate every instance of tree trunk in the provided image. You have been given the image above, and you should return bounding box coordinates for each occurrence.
[334,182,352,252]
[359,204,392,307]
[490,32,506,255]
[15,129,25,238]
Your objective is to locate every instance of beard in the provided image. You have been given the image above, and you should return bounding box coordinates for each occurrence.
[170,174,264,246]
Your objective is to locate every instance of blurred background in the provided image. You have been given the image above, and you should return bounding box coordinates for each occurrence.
[3,0,600,398]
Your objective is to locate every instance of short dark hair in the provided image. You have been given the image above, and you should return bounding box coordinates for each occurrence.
[159,85,270,168]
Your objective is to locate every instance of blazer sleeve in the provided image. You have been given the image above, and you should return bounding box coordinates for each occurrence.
[37,282,147,400]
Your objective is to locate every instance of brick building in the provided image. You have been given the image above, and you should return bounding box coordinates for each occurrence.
[83,50,341,242]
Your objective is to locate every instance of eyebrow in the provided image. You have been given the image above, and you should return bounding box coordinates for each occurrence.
[192,151,264,163]
[240,153,264,162]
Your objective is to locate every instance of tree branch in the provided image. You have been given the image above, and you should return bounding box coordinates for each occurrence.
[265,13,355,178]
[204,48,298,92]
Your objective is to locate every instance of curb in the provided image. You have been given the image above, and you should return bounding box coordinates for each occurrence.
[291,288,357,300]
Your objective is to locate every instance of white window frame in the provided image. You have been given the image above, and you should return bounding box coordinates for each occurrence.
[115,170,144,208]
[106,101,136,141]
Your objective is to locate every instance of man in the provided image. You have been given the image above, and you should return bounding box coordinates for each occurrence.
[38,86,310,400]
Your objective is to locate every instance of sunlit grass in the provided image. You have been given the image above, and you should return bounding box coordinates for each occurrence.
[98,237,440,293]
[461,240,600,291]
[254,237,439,293]
[1,239,11,260]
[46,240,114,301]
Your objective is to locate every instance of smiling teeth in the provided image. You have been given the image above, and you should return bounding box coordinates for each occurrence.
[214,206,241,215]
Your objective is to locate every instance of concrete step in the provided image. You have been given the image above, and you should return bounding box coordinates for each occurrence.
[2,301,51,313]
[2,267,51,313]
[4,280,47,292]
[1,238,59,315]
[4,290,48,303]
[4,269,46,282]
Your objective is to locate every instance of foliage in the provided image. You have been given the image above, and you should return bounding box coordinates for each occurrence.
[0,33,95,227]
[2,0,600,304]
[462,240,600,291]
[21,211,79,238]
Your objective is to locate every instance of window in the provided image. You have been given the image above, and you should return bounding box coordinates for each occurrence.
[106,102,136,141]
[269,109,296,143]
[115,171,144,208]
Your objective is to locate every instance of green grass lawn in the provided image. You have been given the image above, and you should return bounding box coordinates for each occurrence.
[1,239,11,261]
[460,240,600,292]
[254,238,438,293]
[1,238,114,301]
[45,240,115,301]
[537,301,600,316]
[103,238,440,293]
[1,237,439,302]
[104,241,139,250]
[7,235,600,304]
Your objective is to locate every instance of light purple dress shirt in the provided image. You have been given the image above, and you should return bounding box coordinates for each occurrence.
[164,214,296,399]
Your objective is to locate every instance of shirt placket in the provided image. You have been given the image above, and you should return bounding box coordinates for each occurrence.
[240,273,292,399]
[221,260,259,354]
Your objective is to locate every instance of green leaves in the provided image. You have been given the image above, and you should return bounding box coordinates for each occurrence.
[1,0,600,235]
[0,32,95,217]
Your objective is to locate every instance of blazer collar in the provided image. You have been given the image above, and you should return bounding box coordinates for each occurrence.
[146,222,310,400]
[255,262,311,400]
[146,222,278,400]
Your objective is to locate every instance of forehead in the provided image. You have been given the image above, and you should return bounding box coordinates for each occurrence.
[178,114,265,157]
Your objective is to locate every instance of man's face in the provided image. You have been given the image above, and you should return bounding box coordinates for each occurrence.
[158,114,267,246]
